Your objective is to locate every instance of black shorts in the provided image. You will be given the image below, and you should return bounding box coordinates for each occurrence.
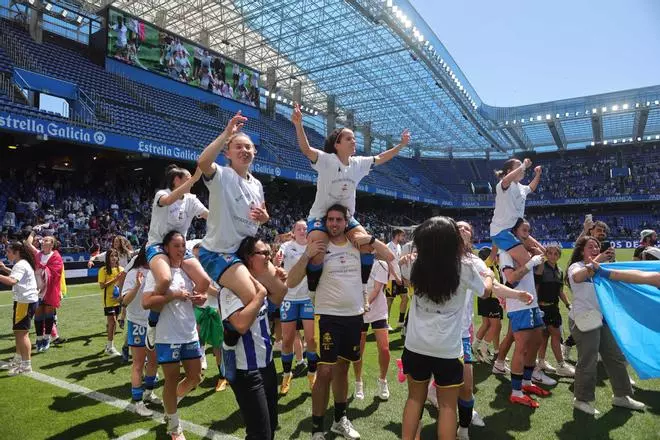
[477,297,503,319]
[318,314,363,364]
[539,303,562,328]
[385,281,407,298]
[104,306,121,316]
[296,319,304,331]
[361,319,388,332]
[13,302,37,331]
[401,348,464,388]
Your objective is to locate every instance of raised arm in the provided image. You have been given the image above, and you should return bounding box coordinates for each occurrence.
[121,271,143,306]
[197,111,247,176]
[528,166,542,192]
[287,240,327,288]
[158,168,202,207]
[226,282,268,334]
[591,260,660,288]
[291,102,320,163]
[374,129,410,166]
[502,158,531,189]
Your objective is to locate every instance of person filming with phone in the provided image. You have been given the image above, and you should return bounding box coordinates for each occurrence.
[579,216,615,262]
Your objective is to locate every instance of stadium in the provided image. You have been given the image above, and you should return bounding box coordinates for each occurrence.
[0,0,658,438]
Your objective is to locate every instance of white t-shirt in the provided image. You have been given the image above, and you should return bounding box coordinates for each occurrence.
[314,240,364,316]
[122,268,150,327]
[490,181,532,236]
[201,166,264,254]
[144,269,198,344]
[363,260,389,323]
[280,240,309,301]
[147,189,206,246]
[220,288,272,370]
[568,262,601,320]
[498,251,538,312]
[10,259,38,303]
[201,281,220,310]
[405,261,486,359]
[308,151,374,219]
[113,24,127,47]
[387,241,403,281]
[461,255,489,338]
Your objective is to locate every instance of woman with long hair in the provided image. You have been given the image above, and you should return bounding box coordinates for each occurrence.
[142,230,210,440]
[0,242,39,375]
[98,248,125,356]
[88,235,136,269]
[143,164,210,350]
[222,236,287,440]
[401,216,532,440]
[567,236,645,415]
[25,232,63,353]
[121,246,161,416]
[291,103,404,298]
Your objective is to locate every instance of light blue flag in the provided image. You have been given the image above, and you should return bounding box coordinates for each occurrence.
[593,261,660,380]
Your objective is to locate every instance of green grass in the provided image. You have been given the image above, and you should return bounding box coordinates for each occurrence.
[1,248,659,439]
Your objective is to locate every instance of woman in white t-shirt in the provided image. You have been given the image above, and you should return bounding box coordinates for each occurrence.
[352,259,391,402]
[142,231,210,440]
[489,158,544,270]
[121,247,161,417]
[291,102,407,295]
[567,236,645,415]
[401,216,532,440]
[0,242,39,376]
[144,164,209,349]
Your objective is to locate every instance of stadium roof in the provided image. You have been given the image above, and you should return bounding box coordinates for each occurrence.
[81,0,660,157]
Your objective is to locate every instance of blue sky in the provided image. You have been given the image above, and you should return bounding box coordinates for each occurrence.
[411,0,660,107]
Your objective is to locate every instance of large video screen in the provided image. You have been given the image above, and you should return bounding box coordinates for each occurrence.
[106,7,260,107]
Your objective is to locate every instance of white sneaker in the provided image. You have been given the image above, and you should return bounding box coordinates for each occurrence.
[8,364,31,376]
[330,416,360,439]
[532,368,557,386]
[377,378,390,400]
[311,432,326,440]
[144,390,162,405]
[387,325,394,332]
[354,381,364,400]
[538,359,556,373]
[105,346,121,356]
[561,344,572,361]
[492,361,510,375]
[134,400,154,417]
[471,409,485,427]
[273,340,282,353]
[426,382,438,407]
[146,326,156,351]
[457,426,470,440]
[612,395,646,411]
[478,344,492,364]
[573,398,600,415]
[556,362,575,377]
[0,355,20,370]
[201,353,208,370]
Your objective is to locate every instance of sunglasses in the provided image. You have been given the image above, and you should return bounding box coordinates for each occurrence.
[253,250,271,257]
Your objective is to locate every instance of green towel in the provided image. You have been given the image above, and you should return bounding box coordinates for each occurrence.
[194,306,224,348]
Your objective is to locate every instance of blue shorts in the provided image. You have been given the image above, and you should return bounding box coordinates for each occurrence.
[155,341,202,364]
[462,337,474,364]
[306,216,360,234]
[146,243,194,263]
[490,229,522,252]
[280,299,314,323]
[198,247,242,283]
[127,321,147,347]
[508,307,545,333]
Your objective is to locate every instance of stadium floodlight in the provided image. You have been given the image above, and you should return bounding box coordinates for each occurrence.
[505,121,509,125]
[521,118,525,123]
[646,101,651,106]
[611,105,618,111]
[575,112,580,116]
[648,136,652,140]
[27,0,35,5]
[76,15,83,24]
[276,96,282,101]
[622,103,629,110]
[513,120,517,124]
[44,3,52,11]
[536,115,542,121]
[556,113,560,118]
[545,114,551,120]
[635,103,640,108]
[591,108,597,113]
[386,0,393,7]
[392,5,399,14]
[603,140,608,145]
[629,138,633,142]
[404,18,412,28]
[637,137,642,141]
[590,141,595,146]
[656,135,660,140]
[656,100,660,105]
[60,9,68,18]
[601,106,607,113]
[613,140,618,144]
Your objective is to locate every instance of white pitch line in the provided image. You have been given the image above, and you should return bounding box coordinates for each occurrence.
[27,371,240,440]
[0,293,98,308]
[113,428,149,440]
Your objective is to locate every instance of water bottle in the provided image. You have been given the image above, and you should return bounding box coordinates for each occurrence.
[112,285,120,299]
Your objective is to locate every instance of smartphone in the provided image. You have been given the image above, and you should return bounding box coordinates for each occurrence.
[585,214,593,223]
[600,241,612,253]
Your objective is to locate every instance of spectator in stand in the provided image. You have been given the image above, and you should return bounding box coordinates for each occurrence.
[634,229,657,261]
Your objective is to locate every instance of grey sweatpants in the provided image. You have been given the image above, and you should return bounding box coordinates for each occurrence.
[569,318,633,402]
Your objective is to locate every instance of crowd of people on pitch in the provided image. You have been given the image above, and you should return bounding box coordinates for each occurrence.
[1,107,660,440]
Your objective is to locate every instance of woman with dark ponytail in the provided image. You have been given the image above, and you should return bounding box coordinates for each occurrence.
[0,242,39,375]
[291,102,406,306]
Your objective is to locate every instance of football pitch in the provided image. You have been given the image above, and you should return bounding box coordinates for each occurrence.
[1,249,659,439]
